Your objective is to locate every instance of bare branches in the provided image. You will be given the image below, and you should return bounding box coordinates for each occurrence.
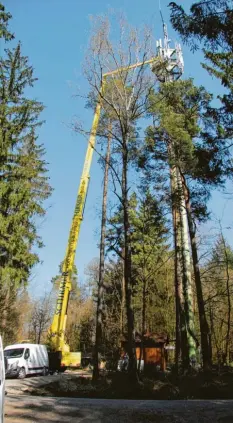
[83,13,158,134]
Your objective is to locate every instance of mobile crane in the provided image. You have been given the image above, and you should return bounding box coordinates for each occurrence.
[48,26,184,370]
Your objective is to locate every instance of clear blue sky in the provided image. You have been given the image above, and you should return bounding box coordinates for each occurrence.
[4,0,233,296]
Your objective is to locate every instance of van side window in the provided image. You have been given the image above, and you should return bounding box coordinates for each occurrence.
[24,348,30,359]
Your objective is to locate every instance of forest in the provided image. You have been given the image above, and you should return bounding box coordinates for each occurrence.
[1,0,233,396]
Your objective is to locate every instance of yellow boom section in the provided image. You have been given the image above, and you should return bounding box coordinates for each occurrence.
[50,88,103,352]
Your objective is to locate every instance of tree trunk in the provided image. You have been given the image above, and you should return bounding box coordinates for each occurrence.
[120,249,126,336]
[122,139,137,381]
[92,129,111,382]
[37,326,41,344]
[142,276,146,337]
[138,274,146,374]
[0,286,10,342]
[0,282,16,343]
[170,164,181,370]
[176,167,197,367]
[221,234,231,365]
[181,173,212,371]
[170,164,189,371]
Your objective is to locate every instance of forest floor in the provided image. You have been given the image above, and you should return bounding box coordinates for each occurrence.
[6,368,233,400]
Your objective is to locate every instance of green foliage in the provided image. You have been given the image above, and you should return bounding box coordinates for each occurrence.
[169,1,232,51]
[105,190,174,341]
[130,193,174,336]
[0,31,52,288]
[169,1,233,137]
[130,191,168,281]
[102,260,123,354]
[148,79,201,170]
[140,79,230,223]
[0,282,18,344]
[0,2,14,41]
[203,236,233,363]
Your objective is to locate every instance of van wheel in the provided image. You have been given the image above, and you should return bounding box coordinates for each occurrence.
[42,367,48,376]
[18,367,26,379]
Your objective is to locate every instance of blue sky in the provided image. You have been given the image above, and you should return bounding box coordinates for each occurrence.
[4,0,233,296]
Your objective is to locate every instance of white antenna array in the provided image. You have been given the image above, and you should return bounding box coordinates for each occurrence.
[155,3,184,82]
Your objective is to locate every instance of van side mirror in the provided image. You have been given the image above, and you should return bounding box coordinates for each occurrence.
[4,356,8,371]
[24,349,30,360]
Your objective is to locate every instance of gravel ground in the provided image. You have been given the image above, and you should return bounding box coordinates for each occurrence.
[5,395,233,423]
[5,370,91,396]
[4,373,233,422]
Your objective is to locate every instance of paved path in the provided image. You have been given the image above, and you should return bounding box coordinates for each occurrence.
[5,395,233,423]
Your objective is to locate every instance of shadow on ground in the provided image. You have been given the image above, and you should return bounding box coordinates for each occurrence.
[5,396,233,423]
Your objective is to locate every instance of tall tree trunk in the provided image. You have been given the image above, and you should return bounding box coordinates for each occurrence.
[92,129,111,382]
[181,173,212,371]
[120,249,126,336]
[1,286,9,342]
[122,140,137,381]
[221,234,231,365]
[142,276,146,337]
[138,273,146,374]
[170,164,181,370]
[176,167,197,367]
[170,164,188,371]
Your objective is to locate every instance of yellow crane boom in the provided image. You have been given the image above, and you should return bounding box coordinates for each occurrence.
[50,88,103,356]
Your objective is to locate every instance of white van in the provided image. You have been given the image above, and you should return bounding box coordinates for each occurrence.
[0,336,5,423]
[4,343,49,379]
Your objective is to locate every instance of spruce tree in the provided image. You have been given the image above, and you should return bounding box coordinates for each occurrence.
[0,6,52,335]
[0,43,52,288]
[169,1,233,137]
[0,2,14,41]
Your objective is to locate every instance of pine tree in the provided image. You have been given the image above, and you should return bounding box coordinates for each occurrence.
[140,78,229,369]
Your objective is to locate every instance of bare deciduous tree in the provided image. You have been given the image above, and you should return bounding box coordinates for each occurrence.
[77,13,159,380]
[28,294,53,344]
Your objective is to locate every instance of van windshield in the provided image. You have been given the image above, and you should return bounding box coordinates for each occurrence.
[5,348,24,358]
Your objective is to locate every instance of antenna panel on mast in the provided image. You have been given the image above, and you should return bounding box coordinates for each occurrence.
[153,10,184,82]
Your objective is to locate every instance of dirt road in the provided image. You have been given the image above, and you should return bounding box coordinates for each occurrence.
[5,395,233,423]
[5,370,91,396]
[5,375,233,422]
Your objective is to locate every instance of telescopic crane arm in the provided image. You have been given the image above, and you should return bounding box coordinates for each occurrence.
[50,88,103,352]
